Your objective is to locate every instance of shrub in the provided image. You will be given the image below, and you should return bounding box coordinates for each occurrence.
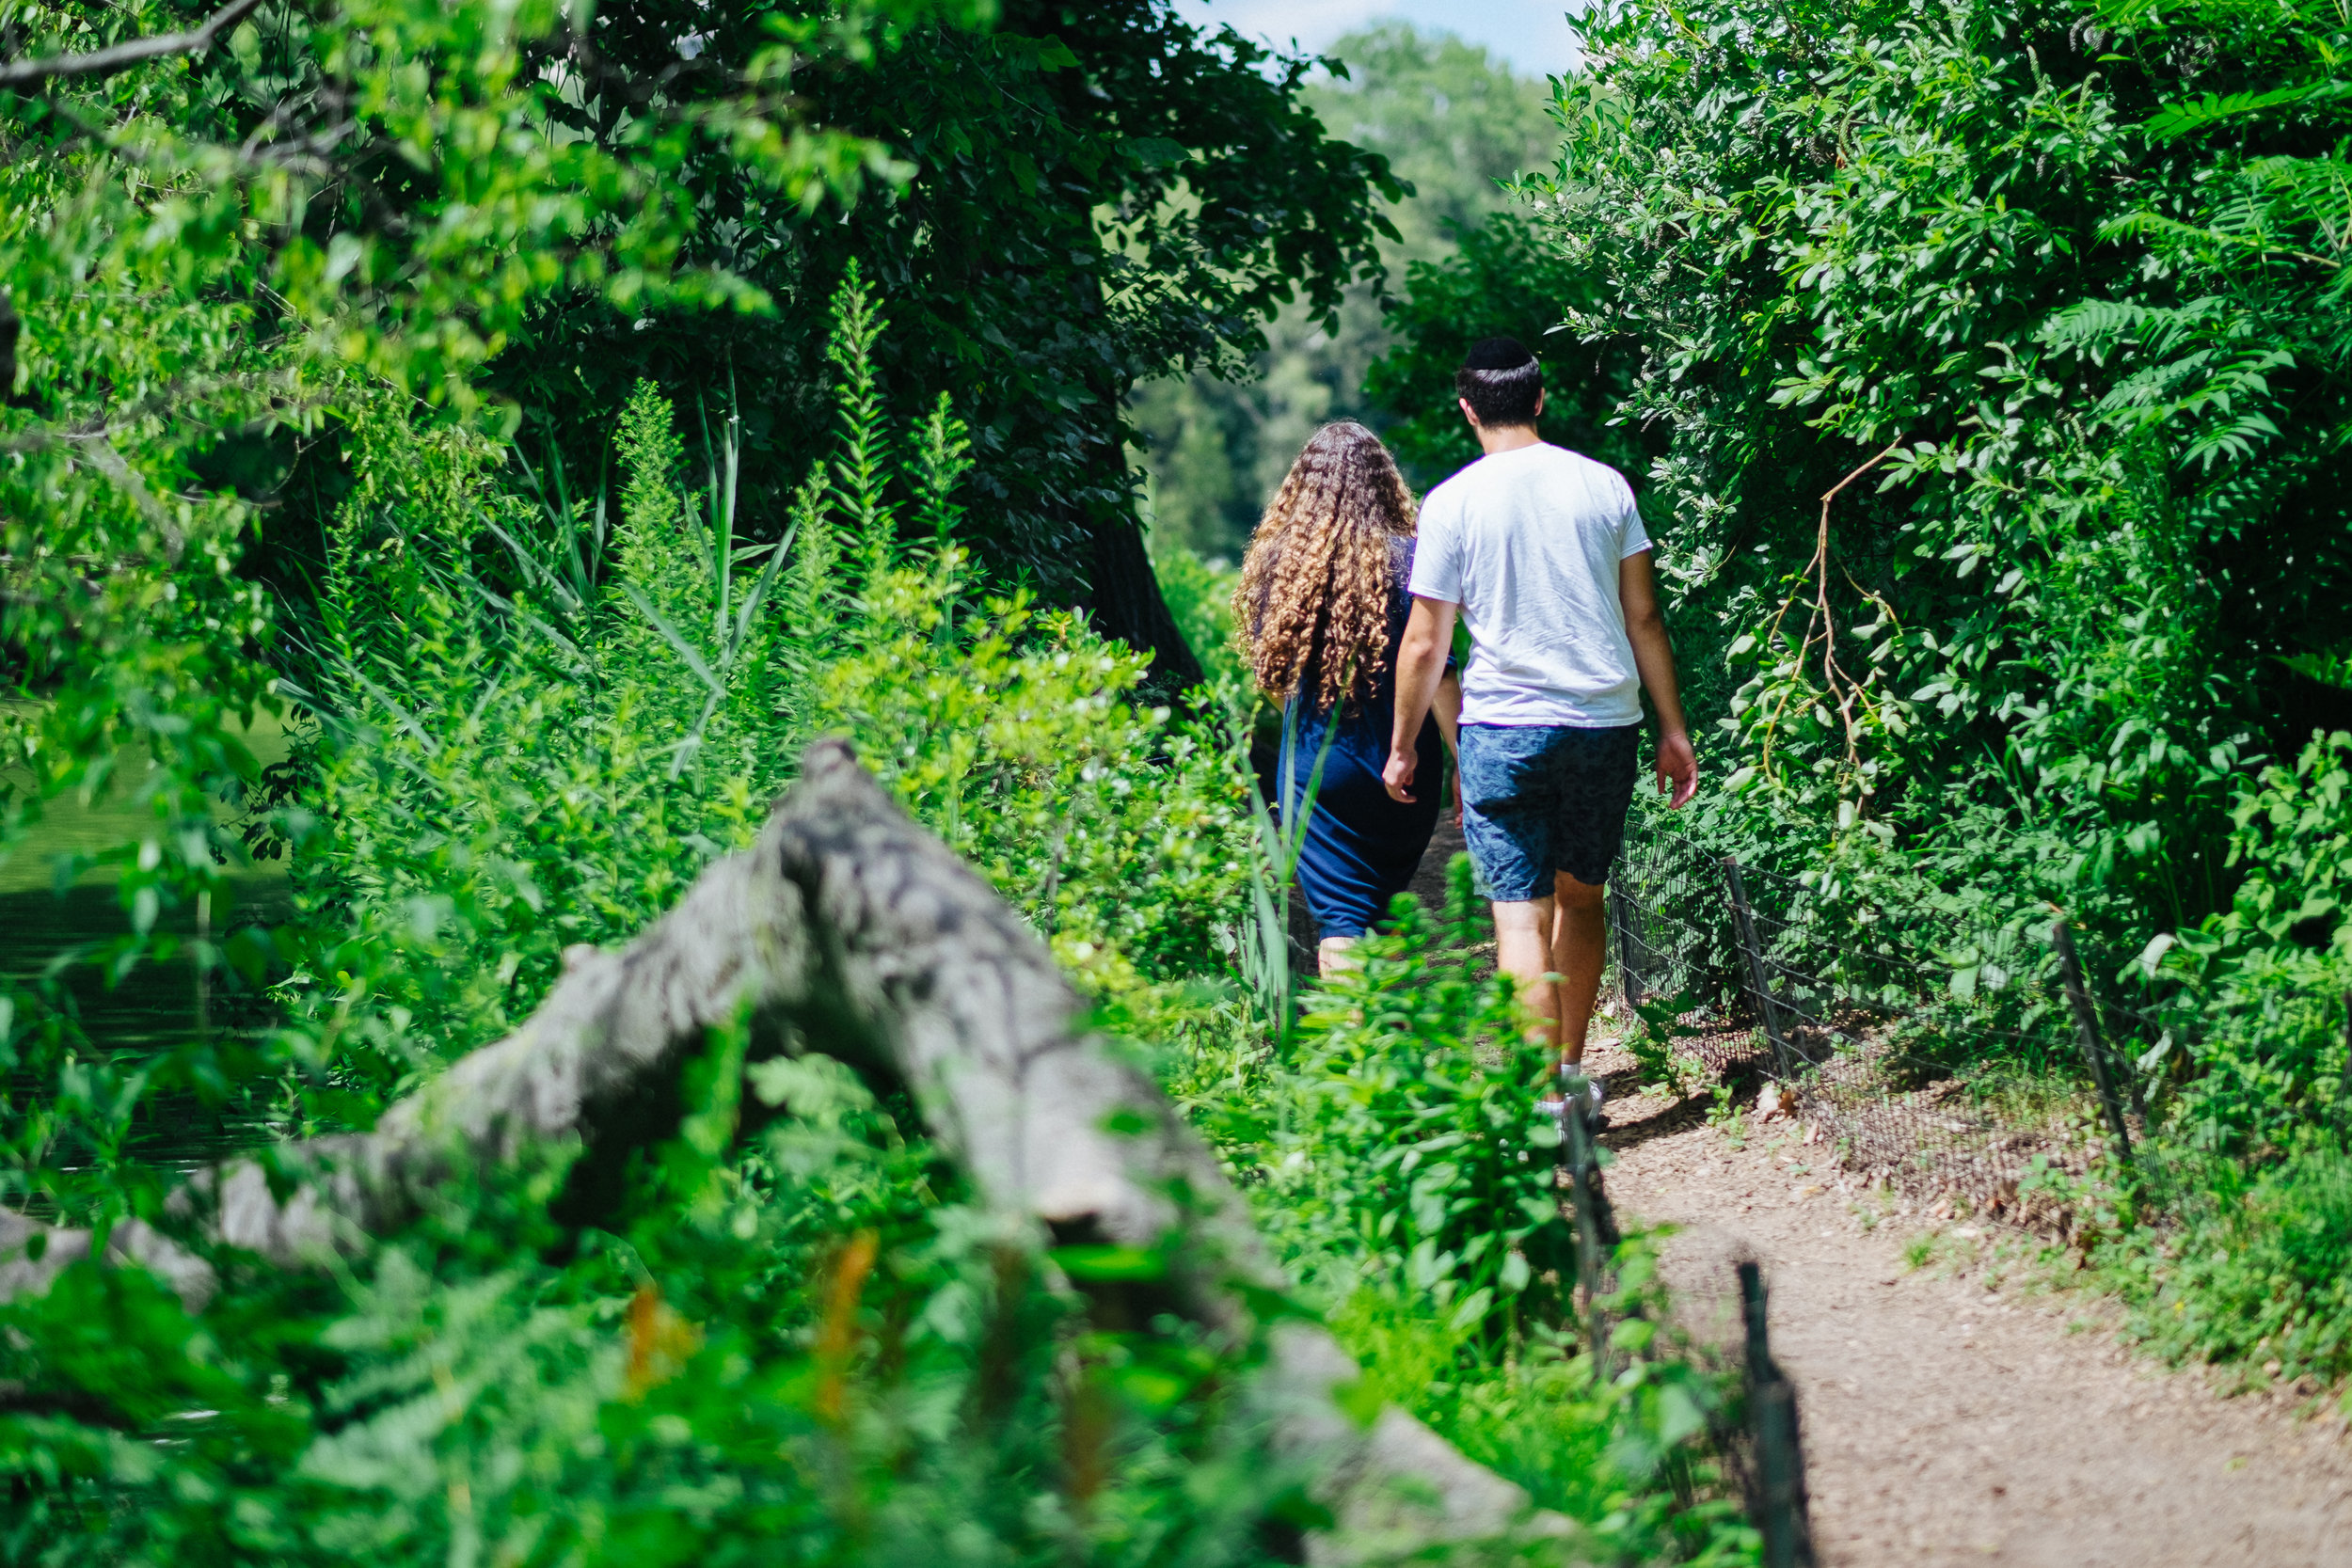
[281,271,1250,1102]
[1163,860,1754,1560]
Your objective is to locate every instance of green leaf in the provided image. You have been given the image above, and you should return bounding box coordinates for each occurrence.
[1123,137,1190,168]
[1500,1249,1532,1292]
[1051,1243,1167,1282]
[1610,1317,1656,1352]
[2145,80,2352,141]
[1447,1286,1495,1332]
[1332,1374,1387,1429]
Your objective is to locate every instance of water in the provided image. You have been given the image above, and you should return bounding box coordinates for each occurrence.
[2,718,295,1173]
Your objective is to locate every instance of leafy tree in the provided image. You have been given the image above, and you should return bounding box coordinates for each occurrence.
[1527,0,2351,934]
[1131,24,1561,553]
[0,0,977,1221]
[1361,210,1656,490]
[469,0,1405,692]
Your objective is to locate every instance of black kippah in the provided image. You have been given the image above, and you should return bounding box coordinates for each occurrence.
[1463,336,1535,372]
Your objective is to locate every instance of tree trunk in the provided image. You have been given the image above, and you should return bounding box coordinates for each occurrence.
[1067,257,1206,701]
[0,741,1560,1559]
[1089,505,1207,696]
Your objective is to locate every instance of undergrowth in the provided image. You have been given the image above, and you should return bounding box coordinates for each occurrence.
[1154,859,1757,1564]
[1,269,1758,1563]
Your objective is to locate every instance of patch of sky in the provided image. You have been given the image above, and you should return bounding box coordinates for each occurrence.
[1170,0,1584,79]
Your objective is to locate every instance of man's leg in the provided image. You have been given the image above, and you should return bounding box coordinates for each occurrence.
[1549,872,1608,1068]
[1315,936,1360,976]
[1492,895,1561,1058]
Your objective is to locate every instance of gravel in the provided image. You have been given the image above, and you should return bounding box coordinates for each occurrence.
[1587,1040,2352,1567]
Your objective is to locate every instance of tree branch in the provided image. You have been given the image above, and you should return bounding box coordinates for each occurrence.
[0,0,265,88]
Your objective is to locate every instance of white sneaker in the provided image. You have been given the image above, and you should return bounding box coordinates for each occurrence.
[1537,1078,1606,1124]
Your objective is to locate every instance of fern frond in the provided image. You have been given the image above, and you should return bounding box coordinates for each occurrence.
[824,260,897,588]
[909,390,973,551]
[784,473,836,650]
[2144,79,2352,142]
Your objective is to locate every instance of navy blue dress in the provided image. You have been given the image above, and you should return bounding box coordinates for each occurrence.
[1274,537,1445,941]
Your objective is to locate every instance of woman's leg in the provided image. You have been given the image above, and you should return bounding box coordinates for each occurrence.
[1316,935,1360,975]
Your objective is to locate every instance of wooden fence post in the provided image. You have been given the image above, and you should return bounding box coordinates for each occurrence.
[2049,913,2133,1167]
[1738,1261,1816,1568]
[1558,1069,1615,1376]
[1723,857,1796,1078]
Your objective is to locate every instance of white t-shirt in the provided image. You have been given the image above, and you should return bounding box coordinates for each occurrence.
[1408,443,1652,728]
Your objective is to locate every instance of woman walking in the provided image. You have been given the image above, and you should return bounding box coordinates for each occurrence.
[1236,421,1457,973]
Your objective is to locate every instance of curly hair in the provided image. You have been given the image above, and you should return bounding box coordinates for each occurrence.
[1233,421,1418,712]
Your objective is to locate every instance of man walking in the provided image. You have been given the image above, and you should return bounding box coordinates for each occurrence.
[1383,338,1697,1114]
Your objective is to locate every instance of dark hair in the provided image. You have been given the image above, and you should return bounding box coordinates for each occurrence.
[1455,336,1542,428]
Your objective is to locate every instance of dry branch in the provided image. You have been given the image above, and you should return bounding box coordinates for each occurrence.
[0,739,1560,1559]
[0,0,265,88]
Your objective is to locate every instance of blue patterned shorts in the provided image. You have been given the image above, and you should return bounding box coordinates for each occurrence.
[1457,723,1641,901]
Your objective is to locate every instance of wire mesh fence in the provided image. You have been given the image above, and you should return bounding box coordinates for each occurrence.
[1603,814,2197,1225]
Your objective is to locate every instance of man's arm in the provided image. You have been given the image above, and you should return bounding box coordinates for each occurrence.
[1383,596,1456,803]
[1433,669,1463,827]
[1621,550,1698,808]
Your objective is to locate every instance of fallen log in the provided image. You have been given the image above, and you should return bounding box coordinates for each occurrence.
[0,739,1562,1560]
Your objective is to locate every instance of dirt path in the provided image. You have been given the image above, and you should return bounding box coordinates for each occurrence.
[1401,822,2352,1560]
[1581,1037,2352,1566]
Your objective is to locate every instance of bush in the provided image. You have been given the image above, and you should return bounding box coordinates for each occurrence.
[1243,862,1573,1355]
[2099,1143,2352,1389]
[1164,860,1754,1561]
[279,272,1250,1104]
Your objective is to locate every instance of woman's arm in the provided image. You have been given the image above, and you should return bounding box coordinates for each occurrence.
[1383,596,1456,803]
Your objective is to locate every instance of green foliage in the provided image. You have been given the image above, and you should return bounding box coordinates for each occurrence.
[1326,1260,1756,1566]
[1622,990,1705,1101]
[484,0,1405,667]
[1363,210,1656,489]
[1158,860,1755,1560]
[0,272,1301,1568]
[285,273,1247,1099]
[0,0,994,1223]
[0,0,916,411]
[0,12,1781,1560]
[1256,866,1574,1356]
[1147,546,1244,694]
[1517,0,2352,924]
[2212,730,2352,957]
[1479,0,2352,1386]
[1531,0,2273,934]
[0,1013,1311,1565]
[2095,1142,2352,1391]
[1132,24,1559,556]
[2151,732,2352,1151]
[817,570,1246,990]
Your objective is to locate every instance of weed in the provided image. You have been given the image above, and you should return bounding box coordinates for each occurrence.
[1623,988,1705,1099]
[1706,1081,1749,1148]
